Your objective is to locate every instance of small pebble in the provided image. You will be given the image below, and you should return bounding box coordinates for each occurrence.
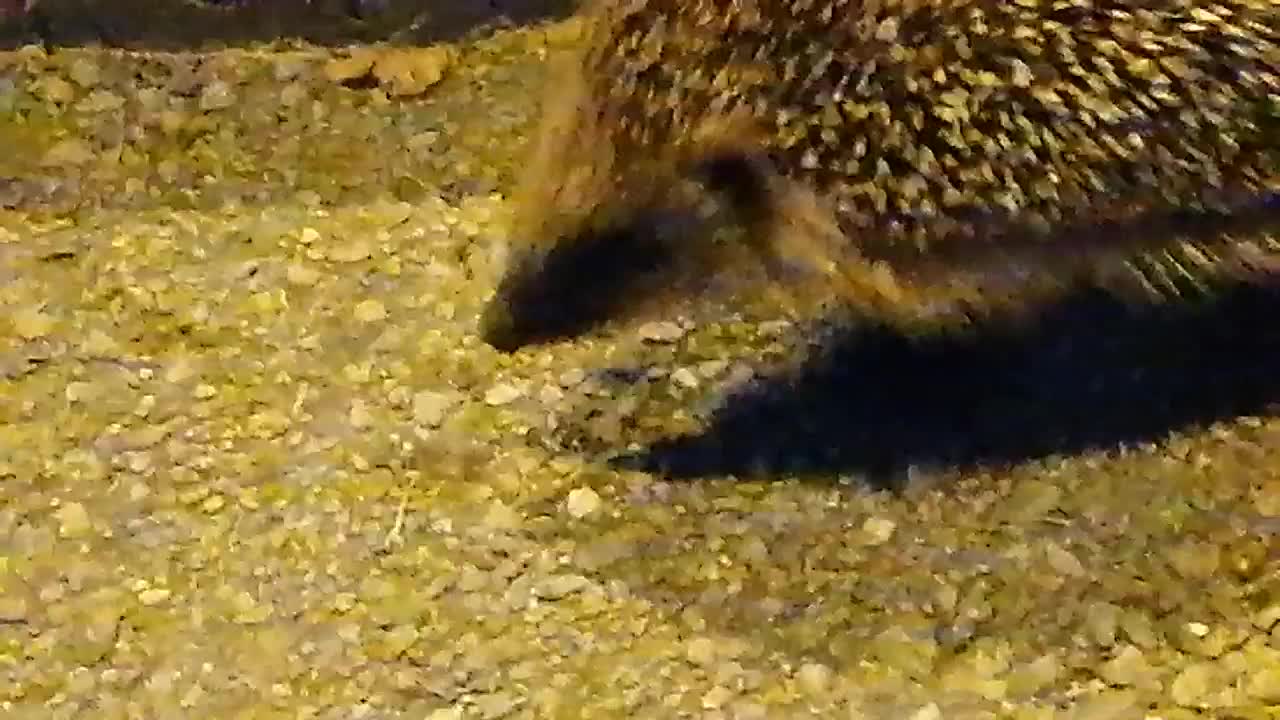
[331,239,373,263]
[286,263,321,286]
[909,703,942,720]
[537,384,565,404]
[138,588,171,606]
[412,390,455,427]
[731,702,768,720]
[350,399,374,429]
[333,593,358,613]
[757,320,791,337]
[701,685,734,710]
[534,574,590,600]
[796,662,833,695]
[566,487,602,519]
[0,595,29,622]
[638,321,685,343]
[1247,666,1280,702]
[557,368,586,387]
[199,80,236,110]
[485,383,523,406]
[1184,621,1210,637]
[1045,542,1086,577]
[1098,645,1157,689]
[474,691,518,719]
[861,516,896,545]
[483,501,522,531]
[696,359,728,377]
[55,502,92,538]
[686,637,717,666]
[1253,603,1280,631]
[670,367,699,389]
[68,58,101,87]
[12,306,55,339]
[40,139,94,167]
[354,299,387,323]
[458,565,489,593]
[1170,662,1219,705]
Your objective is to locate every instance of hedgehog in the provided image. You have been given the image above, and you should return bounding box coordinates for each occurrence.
[479,0,1280,352]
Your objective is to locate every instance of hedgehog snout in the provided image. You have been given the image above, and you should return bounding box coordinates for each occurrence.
[478,295,524,352]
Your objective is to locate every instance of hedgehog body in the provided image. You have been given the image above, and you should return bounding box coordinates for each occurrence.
[480,0,1280,351]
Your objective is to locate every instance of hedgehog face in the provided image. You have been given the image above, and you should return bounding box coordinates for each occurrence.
[479,204,709,351]
[478,134,798,351]
[478,150,825,351]
[478,69,702,349]
[479,13,763,351]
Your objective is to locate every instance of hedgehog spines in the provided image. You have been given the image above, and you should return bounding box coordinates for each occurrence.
[481,0,1280,350]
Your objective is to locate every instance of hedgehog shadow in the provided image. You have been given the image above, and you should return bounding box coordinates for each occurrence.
[614,281,1280,486]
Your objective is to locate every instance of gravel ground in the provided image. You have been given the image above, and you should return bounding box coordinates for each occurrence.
[2,21,1280,720]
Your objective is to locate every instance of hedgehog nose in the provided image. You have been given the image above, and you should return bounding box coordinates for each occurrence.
[478,299,523,353]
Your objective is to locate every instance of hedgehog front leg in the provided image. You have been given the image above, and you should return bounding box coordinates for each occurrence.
[699,152,989,332]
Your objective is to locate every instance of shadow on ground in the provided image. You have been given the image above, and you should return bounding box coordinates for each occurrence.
[0,0,576,50]
[614,281,1280,485]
